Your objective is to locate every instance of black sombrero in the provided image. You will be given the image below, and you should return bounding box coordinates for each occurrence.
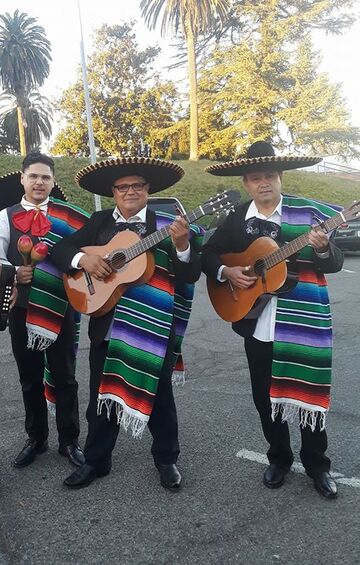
[75,157,185,197]
[206,141,322,177]
[0,170,67,211]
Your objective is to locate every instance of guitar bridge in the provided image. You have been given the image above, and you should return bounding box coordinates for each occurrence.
[84,271,95,295]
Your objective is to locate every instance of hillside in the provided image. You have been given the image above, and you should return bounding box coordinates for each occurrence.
[1,155,359,221]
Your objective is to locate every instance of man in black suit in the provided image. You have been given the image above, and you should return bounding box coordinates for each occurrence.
[51,157,202,490]
[0,153,85,469]
[202,141,343,499]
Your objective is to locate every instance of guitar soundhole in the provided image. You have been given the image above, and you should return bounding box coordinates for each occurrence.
[254,259,266,277]
[110,252,126,271]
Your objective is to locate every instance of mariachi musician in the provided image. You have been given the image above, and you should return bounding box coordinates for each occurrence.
[202,141,344,499]
[51,157,203,490]
[0,152,88,470]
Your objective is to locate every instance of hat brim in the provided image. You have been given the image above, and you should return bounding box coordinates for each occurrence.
[75,157,184,196]
[206,155,322,176]
[0,171,67,211]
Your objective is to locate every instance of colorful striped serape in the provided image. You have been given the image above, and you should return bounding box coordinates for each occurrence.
[271,195,342,430]
[25,198,89,411]
[98,212,204,437]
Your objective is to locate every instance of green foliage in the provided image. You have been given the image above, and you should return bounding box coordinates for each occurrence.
[140,0,231,38]
[140,0,232,161]
[278,36,360,157]
[222,0,355,44]
[0,10,51,93]
[52,22,181,158]
[197,2,359,160]
[0,90,53,151]
[0,9,52,153]
[0,155,358,222]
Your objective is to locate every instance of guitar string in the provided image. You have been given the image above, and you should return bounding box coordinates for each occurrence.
[107,197,231,270]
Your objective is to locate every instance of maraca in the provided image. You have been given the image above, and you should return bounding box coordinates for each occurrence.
[17,235,33,265]
[30,242,49,265]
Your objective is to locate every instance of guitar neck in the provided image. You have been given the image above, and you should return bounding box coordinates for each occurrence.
[264,210,344,269]
[123,206,205,262]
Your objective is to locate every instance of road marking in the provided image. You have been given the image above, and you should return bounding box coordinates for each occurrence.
[236,448,360,489]
[342,268,356,274]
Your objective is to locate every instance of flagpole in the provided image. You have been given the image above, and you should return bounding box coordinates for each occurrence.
[78,0,101,211]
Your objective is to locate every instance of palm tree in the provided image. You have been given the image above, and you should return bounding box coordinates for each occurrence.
[140,0,231,161]
[0,10,52,155]
[0,91,53,151]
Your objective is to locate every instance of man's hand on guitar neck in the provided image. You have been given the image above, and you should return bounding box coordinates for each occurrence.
[78,254,113,281]
[308,229,329,254]
[222,266,258,289]
[169,216,190,253]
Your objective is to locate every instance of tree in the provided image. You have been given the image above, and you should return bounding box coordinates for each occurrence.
[196,0,359,159]
[0,9,51,155]
[52,23,182,158]
[278,36,360,158]
[217,0,355,45]
[140,0,232,161]
[0,91,53,152]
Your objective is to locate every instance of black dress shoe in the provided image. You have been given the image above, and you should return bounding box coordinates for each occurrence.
[263,464,289,489]
[59,443,85,467]
[14,438,48,468]
[156,463,182,491]
[64,463,110,489]
[313,471,338,499]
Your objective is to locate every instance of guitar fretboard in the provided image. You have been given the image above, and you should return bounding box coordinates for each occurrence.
[264,212,344,269]
[111,206,205,265]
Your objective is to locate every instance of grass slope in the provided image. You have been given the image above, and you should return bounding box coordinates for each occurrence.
[1,155,359,222]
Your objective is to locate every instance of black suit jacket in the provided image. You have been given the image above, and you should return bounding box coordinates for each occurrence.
[52,208,202,344]
[201,200,344,337]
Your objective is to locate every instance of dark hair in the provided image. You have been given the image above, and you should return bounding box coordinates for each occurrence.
[22,152,55,174]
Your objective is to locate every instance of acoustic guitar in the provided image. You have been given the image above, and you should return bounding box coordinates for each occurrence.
[207,200,360,322]
[64,192,233,317]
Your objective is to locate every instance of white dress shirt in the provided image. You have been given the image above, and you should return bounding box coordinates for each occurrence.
[0,196,49,267]
[246,198,282,342]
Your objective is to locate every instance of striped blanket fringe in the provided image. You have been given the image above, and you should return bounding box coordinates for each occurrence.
[271,402,326,432]
[270,195,342,431]
[97,213,204,438]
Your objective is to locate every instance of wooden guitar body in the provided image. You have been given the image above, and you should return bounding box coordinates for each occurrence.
[63,231,155,317]
[206,237,288,322]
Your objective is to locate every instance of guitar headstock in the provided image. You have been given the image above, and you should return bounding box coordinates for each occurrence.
[342,200,360,222]
[201,190,239,217]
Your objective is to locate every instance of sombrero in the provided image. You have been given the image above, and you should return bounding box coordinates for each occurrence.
[206,141,322,176]
[75,157,185,197]
[0,171,67,211]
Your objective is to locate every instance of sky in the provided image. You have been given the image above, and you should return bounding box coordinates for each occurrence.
[1,0,360,154]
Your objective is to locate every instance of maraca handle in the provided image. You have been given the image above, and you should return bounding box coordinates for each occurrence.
[20,251,31,266]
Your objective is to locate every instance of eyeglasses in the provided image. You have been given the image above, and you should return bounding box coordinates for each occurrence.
[113,182,148,194]
[25,173,53,184]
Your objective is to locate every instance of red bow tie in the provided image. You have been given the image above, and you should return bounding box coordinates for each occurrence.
[12,208,52,236]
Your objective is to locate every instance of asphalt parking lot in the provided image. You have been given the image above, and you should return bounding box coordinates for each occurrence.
[0,254,359,565]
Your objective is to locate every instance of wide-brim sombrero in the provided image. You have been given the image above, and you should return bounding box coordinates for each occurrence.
[75,157,185,196]
[206,141,322,176]
[0,171,67,211]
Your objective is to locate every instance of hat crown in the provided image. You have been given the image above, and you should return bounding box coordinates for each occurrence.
[246,141,275,159]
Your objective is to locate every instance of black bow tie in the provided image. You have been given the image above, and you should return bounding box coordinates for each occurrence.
[114,222,147,236]
[244,217,280,241]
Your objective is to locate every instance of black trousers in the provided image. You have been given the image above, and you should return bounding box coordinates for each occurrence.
[8,306,80,446]
[244,336,330,477]
[84,339,180,471]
